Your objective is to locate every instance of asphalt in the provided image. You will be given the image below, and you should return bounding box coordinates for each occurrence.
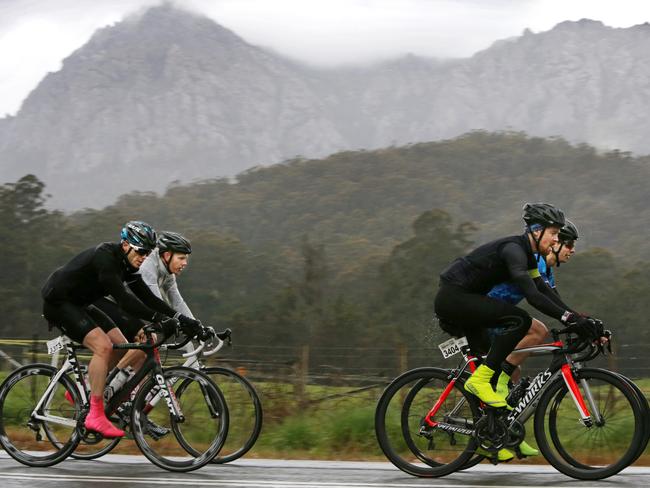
[1,454,649,488]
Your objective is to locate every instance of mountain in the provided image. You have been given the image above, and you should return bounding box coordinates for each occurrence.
[0,5,345,208]
[2,6,650,209]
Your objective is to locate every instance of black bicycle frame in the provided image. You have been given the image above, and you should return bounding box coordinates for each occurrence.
[106,344,184,422]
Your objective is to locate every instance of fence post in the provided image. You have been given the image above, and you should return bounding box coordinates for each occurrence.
[399,343,408,373]
[398,344,408,403]
[32,334,38,365]
[293,344,310,407]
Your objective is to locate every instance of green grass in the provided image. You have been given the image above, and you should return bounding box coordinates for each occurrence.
[1,366,649,463]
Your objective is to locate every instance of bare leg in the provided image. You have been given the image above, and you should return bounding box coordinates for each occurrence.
[82,327,126,437]
[506,318,548,380]
[116,349,146,371]
[83,328,115,397]
[115,328,149,371]
[106,327,128,370]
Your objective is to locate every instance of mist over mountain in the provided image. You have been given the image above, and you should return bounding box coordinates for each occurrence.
[1,5,650,209]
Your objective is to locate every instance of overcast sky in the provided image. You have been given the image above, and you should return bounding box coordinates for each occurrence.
[1,0,650,116]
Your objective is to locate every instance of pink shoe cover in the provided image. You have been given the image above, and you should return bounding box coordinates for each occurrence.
[84,412,125,438]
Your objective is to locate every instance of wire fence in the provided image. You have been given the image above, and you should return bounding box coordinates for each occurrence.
[1,335,649,392]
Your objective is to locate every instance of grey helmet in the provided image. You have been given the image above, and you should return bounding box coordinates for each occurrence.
[559,220,579,243]
[522,202,565,228]
[157,231,192,254]
[120,221,157,251]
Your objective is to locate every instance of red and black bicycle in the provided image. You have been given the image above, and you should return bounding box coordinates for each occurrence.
[375,325,649,480]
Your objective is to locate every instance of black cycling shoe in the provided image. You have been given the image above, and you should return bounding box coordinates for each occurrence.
[143,415,170,440]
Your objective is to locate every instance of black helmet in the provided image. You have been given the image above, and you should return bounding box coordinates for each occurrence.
[559,220,579,243]
[522,202,565,228]
[120,221,157,251]
[157,231,192,254]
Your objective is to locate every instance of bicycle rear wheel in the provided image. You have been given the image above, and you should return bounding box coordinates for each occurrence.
[131,366,229,472]
[42,373,124,461]
[375,367,479,477]
[402,374,485,470]
[0,364,81,467]
[534,368,645,480]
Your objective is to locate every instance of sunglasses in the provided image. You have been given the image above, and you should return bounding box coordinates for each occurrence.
[130,245,152,257]
[562,240,575,250]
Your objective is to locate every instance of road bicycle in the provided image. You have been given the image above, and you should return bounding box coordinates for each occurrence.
[63,328,263,464]
[0,324,229,472]
[375,326,649,480]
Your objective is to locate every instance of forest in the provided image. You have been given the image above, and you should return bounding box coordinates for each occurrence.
[1,131,649,375]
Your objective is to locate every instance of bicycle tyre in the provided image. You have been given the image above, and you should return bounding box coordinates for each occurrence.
[534,368,645,480]
[547,369,649,471]
[201,366,263,463]
[0,364,81,467]
[375,367,479,477]
[402,372,485,470]
[611,372,650,464]
[130,366,229,472]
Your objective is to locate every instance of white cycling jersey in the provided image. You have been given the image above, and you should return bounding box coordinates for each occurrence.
[140,251,194,319]
[140,251,197,357]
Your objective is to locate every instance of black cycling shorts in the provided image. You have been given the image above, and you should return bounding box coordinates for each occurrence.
[434,282,532,369]
[43,301,117,344]
[93,297,145,343]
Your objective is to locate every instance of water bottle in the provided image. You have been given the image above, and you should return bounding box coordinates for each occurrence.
[104,366,133,402]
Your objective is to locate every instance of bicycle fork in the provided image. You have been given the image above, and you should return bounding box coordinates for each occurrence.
[560,364,594,427]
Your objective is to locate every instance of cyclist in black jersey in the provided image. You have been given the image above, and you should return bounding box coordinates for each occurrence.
[41,221,204,438]
[487,219,580,390]
[434,203,594,411]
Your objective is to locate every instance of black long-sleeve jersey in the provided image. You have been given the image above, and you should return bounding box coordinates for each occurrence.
[41,242,176,321]
[439,234,572,321]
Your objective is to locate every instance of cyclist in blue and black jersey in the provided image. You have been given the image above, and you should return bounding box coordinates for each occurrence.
[487,220,579,381]
[478,219,580,458]
[434,204,594,409]
[434,205,595,461]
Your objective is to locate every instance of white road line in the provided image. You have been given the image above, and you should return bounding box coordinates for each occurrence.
[0,472,605,488]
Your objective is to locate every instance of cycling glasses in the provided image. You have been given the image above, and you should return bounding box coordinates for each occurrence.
[562,240,575,249]
[130,245,152,257]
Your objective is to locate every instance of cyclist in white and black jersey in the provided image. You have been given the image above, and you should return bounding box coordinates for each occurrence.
[108,231,199,371]
[140,231,194,319]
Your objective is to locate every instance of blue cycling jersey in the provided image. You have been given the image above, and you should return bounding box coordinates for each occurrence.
[487,254,555,305]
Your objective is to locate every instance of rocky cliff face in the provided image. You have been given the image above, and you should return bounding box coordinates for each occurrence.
[1,6,649,209]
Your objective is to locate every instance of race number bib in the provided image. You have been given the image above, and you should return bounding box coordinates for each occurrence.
[438,336,468,359]
[46,337,64,355]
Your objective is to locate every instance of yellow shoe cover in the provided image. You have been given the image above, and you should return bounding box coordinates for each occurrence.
[496,371,510,399]
[477,447,514,462]
[518,440,539,457]
[464,365,509,408]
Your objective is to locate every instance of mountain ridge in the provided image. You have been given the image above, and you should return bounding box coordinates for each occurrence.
[2,5,650,209]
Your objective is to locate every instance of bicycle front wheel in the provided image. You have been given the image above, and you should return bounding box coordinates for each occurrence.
[534,368,645,480]
[200,366,262,463]
[375,367,479,477]
[0,364,81,467]
[131,366,229,472]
